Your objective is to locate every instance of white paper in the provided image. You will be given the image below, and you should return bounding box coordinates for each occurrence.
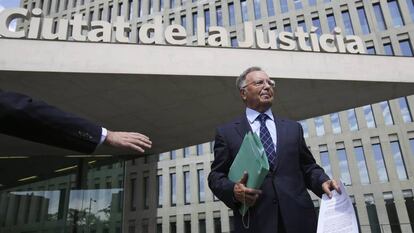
[316,181,359,233]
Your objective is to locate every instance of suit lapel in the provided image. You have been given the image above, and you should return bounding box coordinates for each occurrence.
[273,116,286,173]
[234,115,252,140]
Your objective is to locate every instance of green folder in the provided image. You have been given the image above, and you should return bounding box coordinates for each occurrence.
[228,132,270,215]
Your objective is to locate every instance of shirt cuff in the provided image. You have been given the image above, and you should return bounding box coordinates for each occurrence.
[99,127,108,145]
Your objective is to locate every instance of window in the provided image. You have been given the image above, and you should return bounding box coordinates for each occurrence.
[170,0,175,8]
[170,173,176,206]
[341,10,354,35]
[384,192,402,233]
[407,0,414,22]
[326,13,336,32]
[231,36,238,47]
[354,146,370,184]
[181,15,187,28]
[314,116,325,136]
[357,7,370,34]
[210,141,214,153]
[198,169,205,203]
[347,109,358,131]
[184,217,191,233]
[399,97,413,122]
[399,40,413,56]
[267,0,275,17]
[170,150,176,160]
[149,0,153,14]
[184,171,191,204]
[192,12,197,35]
[241,0,248,22]
[216,6,223,26]
[373,3,387,31]
[130,178,136,211]
[320,150,333,178]
[309,0,316,6]
[160,0,164,10]
[280,0,288,13]
[337,148,352,185]
[410,138,414,159]
[184,147,190,158]
[198,219,206,233]
[157,175,163,207]
[204,9,210,32]
[388,0,404,27]
[390,141,408,180]
[170,222,177,233]
[284,23,292,32]
[298,20,306,31]
[384,43,394,55]
[365,194,381,233]
[402,190,414,232]
[380,101,394,125]
[197,144,203,155]
[299,120,309,138]
[366,46,376,54]
[372,143,389,182]
[214,217,222,233]
[228,2,235,26]
[294,0,303,10]
[253,0,261,19]
[363,105,376,128]
[143,176,149,209]
[312,17,322,36]
[330,113,341,134]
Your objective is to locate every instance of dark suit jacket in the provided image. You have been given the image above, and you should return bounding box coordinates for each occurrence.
[0,90,102,153]
[208,115,330,233]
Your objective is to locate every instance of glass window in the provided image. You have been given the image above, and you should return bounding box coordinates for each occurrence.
[204,9,210,32]
[170,173,176,206]
[342,10,354,35]
[170,0,175,8]
[384,43,394,55]
[366,46,376,54]
[197,144,203,155]
[184,171,191,204]
[388,0,404,27]
[373,3,387,31]
[363,105,376,128]
[354,146,370,184]
[267,0,275,16]
[364,194,381,233]
[210,141,214,153]
[284,23,292,32]
[231,36,238,47]
[228,2,235,26]
[320,151,333,178]
[253,0,261,19]
[130,178,136,210]
[198,169,205,203]
[216,6,223,26]
[407,0,414,22]
[337,148,352,185]
[315,116,325,136]
[384,192,402,233]
[160,0,164,10]
[357,7,370,34]
[170,150,176,160]
[399,40,413,56]
[170,222,177,233]
[410,138,414,159]
[181,15,187,28]
[402,190,414,232]
[330,113,341,134]
[184,219,191,233]
[347,109,359,131]
[199,219,206,233]
[399,97,413,122]
[280,0,288,13]
[241,0,248,22]
[312,17,322,36]
[192,12,197,35]
[390,141,408,180]
[299,120,309,138]
[372,143,389,182]
[143,176,149,209]
[149,0,153,14]
[294,0,303,10]
[184,147,190,158]
[380,101,394,125]
[157,175,163,207]
[298,20,306,31]
[309,0,317,6]
[326,13,336,32]
[214,217,222,233]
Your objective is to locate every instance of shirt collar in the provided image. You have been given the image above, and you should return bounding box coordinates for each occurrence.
[246,107,274,124]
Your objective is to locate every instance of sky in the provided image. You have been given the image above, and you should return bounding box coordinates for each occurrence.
[0,0,21,31]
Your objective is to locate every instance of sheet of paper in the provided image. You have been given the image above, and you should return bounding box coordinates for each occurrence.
[317,181,359,233]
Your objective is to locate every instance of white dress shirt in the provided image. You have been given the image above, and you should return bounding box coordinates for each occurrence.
[246,107,277,151]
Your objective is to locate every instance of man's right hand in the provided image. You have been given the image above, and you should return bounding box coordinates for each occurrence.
[233,171,262,207]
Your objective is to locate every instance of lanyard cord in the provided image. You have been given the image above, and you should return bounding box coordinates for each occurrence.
[242,189,250,229]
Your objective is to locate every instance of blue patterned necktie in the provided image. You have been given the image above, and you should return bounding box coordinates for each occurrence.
[257,113,276,168]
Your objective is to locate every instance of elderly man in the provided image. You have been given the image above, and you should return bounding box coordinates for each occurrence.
[208,67,339,233]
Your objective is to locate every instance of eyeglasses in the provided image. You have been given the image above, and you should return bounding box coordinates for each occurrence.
[242,79,276,89]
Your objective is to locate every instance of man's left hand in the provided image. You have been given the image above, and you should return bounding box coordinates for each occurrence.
[321,179,341,198]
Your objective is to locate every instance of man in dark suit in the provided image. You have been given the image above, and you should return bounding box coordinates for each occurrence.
[0,90,152,154]
[208,67,340,233]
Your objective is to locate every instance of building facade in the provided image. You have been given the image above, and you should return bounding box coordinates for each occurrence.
[3,0,414,232]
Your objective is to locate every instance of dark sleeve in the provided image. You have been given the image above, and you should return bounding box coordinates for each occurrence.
[208,127,239,210]
[0,90,102,154]
[298,123,330,197]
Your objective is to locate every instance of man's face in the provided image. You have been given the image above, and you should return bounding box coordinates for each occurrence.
[240,70,274,112]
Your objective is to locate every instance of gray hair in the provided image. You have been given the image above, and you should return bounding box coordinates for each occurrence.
[236,66,263,90]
